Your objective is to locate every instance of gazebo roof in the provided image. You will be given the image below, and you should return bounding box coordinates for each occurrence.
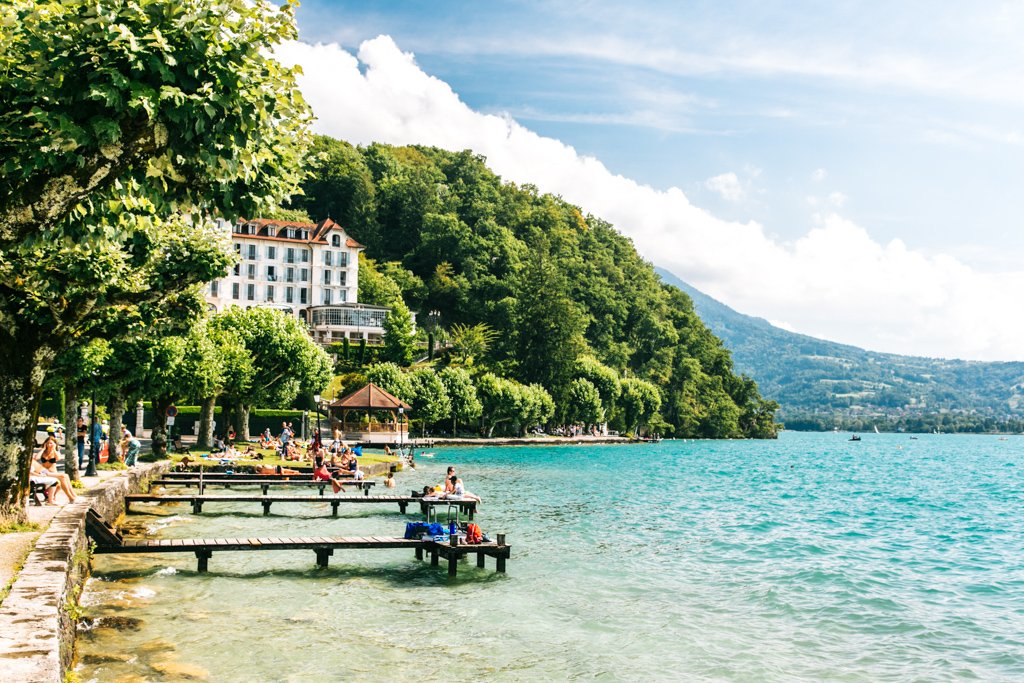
[328,383,411,411]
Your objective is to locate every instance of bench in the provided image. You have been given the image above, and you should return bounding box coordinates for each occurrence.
[29,478,57,506]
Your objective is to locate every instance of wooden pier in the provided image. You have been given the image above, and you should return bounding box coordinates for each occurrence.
[149,478,376,496]
[125,494,476,519]
[90,534,509,576]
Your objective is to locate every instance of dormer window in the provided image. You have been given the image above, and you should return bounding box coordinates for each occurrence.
[246,222,257,235]
[286,228,295,239]
[232,223,241,234]
[332,234,341,247]
[267,226,276,237]
[299,229,308,240]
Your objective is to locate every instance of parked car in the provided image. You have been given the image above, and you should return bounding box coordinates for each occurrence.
[35,421,65,447]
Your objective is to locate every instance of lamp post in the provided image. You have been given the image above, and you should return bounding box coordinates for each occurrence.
[313,393,322,441]
[302,410,309,441]
[398,407,404,448]
[85,383,98,477]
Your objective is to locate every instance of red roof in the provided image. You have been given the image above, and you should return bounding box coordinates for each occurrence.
[328,383,411,411]
[237,218,365,248]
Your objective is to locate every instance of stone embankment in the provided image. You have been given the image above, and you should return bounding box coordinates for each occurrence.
[0,463,167,683]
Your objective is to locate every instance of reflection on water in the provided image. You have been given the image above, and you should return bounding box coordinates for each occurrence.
[80,434,1024,682]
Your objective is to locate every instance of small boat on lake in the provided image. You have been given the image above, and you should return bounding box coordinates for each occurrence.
[849,435,861,442]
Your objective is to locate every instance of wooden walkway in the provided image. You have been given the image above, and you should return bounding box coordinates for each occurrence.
[91,535,510,576]
[125,494,476,519]
[149,478,376,496]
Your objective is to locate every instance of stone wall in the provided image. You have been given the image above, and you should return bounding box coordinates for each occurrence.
[0,462,167,683]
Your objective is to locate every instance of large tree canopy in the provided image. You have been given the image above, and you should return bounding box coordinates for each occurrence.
[0,0,311,519]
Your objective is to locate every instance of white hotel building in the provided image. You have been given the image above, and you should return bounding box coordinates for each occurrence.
[205,217,390,344]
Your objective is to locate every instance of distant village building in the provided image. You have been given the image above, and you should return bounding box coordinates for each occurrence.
[205,218,391,345]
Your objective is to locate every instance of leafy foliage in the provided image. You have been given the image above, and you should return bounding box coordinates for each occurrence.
[297,139,778,438]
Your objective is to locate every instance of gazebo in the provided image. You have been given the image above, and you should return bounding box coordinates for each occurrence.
[326,383,412,444]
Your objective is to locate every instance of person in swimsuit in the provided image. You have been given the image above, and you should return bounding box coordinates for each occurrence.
[36,440,76,503]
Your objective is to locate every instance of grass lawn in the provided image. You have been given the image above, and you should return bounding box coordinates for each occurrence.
[166,444,399,472]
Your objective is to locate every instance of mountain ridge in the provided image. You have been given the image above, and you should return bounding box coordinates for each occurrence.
[655,267,1024,432]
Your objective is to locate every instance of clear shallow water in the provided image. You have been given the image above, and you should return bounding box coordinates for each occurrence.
[79,433,1024,682]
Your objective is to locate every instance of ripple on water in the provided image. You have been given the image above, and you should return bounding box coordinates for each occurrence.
[79,434,1024,682]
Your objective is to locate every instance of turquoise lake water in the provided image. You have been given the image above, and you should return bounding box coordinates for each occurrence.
[79,432,1024,681]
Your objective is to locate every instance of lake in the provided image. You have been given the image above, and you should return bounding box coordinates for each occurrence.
[79,432,1024,681]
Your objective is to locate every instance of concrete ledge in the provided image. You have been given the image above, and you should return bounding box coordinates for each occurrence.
[0,462,167,683]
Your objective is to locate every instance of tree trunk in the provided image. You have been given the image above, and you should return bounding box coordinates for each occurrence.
[0,339,58,522]
[150,395,171,458]
[197,396,216,449]
[236,402,251,441]
[63,383,80,482]
[108,391,125,462]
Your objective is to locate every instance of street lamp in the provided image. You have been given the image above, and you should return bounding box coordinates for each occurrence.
[85,381,98,477]
[398,407,405,448]
[313,393,322,442]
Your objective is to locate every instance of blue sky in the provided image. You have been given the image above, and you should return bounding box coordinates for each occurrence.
[282,1,1024,359]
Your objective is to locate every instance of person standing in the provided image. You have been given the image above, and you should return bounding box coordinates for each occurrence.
[121,426,141,466]
[76,417,88,469]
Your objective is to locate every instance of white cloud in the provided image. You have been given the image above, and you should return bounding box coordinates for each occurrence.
[276,37,1024,361]
[828,191,847,207]
[812,168,828,182]
[704,172,745,202]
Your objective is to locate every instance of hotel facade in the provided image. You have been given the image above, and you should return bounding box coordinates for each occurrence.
[205,217,390,344]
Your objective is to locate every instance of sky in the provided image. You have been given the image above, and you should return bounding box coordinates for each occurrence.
[279,0,1024,361]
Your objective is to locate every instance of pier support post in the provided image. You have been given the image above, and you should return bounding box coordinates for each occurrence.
[496,553,506,573]
[430,548,439,567]
[399,502,408,514]
[331,502,340,517]
[262,501,272,516]
[477,553,485,569]
[197,482,205,495]
[415,546,423,560]
[195,550,213,572]
[448,553,458,577]
[192,499,202,515]
[318,483,326,497]
[467,503,475,520]
[315,548,334,568]
[261,484,269,495]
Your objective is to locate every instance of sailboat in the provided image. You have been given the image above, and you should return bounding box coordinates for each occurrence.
[873,425,880,434]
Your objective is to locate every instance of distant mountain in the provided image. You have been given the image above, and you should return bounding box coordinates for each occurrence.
[656,267,1024,432]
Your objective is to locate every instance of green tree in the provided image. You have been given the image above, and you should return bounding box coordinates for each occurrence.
[574,356,621,419]
[365,362,413,402]
[0,0,310,518]
[408,369,451,437]
[357,254,403,306]
[438,366,482,435]
[382,298,416,366]
[448,323,498,367]
[476,373,522,437]
[211,308,332,440]
[566,378,604,426]
[619,378,662,435]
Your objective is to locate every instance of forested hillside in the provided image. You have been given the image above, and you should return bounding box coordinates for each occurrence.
[658,268,1024,433]
[292,138,779,438]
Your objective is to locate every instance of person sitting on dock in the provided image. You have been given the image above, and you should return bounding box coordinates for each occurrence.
[443,467,457,494]
[254,464,301,476]
[329,468,349,494]
[447,476,482,505]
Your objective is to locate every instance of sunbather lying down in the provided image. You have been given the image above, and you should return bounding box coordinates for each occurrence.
[254,465,301,475]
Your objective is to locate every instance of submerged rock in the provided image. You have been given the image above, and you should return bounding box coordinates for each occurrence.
[81,652,134,664]
[150,657,210,679]
[92,615,144,631]
[137,638,176,654]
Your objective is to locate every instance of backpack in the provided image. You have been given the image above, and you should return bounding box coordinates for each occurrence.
[465,523,483,544]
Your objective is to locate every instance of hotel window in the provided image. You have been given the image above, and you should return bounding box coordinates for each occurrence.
[339,289,347,302]
[247,264,256,279]
[300,249,309,263]
[210,280,219,296]
[266,285,274,301]
[286,247,295,263]
[246,284,255,300]
[332,234,341,247]
[323,270,331,285]
[267,246,277,260]
[232,283,239,299]
[338,252,348,267]
[233,224,241,234]
[299,229,308,240]
[338,271,346,286]
[285,267,295,283]
[286,228,295,239]
[323,289,332,305]
[300,288,308,304]
[246,223,256,234]
[299,268,308,282]
[267,266,277,281]
[323,250,333,266]
[267,226,276,237]
[247,244,257,260]
[285,287,294,303]
[233,263,240,276]
[234,243,241,255]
